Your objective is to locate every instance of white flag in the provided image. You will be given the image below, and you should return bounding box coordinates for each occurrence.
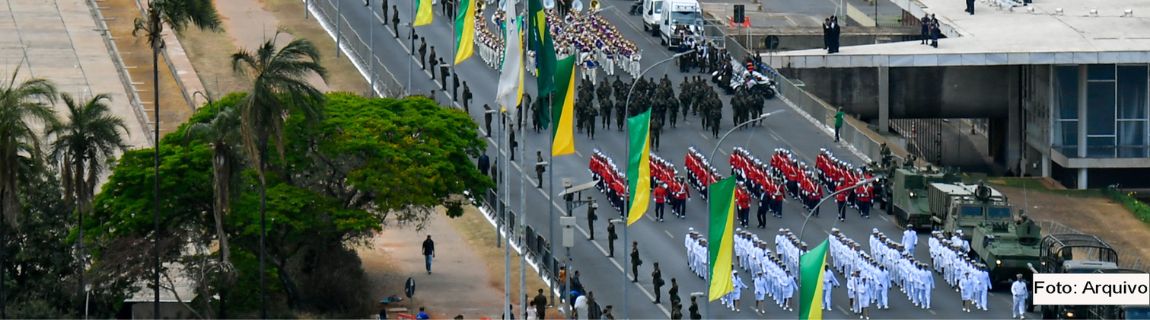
[496,0,524,117]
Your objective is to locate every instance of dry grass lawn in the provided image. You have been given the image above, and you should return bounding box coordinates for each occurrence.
[260,0,370,94]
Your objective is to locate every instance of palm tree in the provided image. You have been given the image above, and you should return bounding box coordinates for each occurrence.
[132,0,220,314]
[231,32,327,316]
[0,68,58,318]
[47,93,129,305]
[183,106,241,316]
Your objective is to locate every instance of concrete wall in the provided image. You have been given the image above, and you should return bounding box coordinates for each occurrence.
[784,65,1013,119]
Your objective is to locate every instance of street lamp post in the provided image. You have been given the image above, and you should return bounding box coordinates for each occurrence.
[702,111,781,318]
[620,48,693,318]
[794,176,880,316]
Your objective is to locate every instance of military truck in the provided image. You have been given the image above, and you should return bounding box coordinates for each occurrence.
[1089,269,1150,319]
[929,182,1041,287]
[886,166,958,229]
[1037,233,1120,319]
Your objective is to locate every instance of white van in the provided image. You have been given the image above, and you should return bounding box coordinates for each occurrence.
[641,0,663,36]
[658,0,703,48]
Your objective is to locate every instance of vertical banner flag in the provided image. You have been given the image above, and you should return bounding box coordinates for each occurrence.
[528,0,556,95]
[707,177,737,301]
[550,55,576,156]
[799,239,831,320]
[453,0,476,64]
[625,108,652,225]
[496,0,524,115]
[414,0,433,26]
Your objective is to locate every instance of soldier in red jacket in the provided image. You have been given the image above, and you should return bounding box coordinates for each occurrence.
[835,178,849,222]
[674,177,690,218]
[856,182,873,219]
[771,177,785,218]
[736,182,751,228]
[654,183,668,221]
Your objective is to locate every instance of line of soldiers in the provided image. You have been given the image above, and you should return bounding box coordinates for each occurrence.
[589,149,627,213]
[734,230,799,313]
[685,228,708,279]
[650,153,690,219]
[730,147,786,227]
[860,228,937,311]
[676,40,729,76]
[769,149,824,214]
[817,149,877,220]
[729,86,768,128]
[684,146,721,200]
[928,231,991,312]
[829,229,891,319]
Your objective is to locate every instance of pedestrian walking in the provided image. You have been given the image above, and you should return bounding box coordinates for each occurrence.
[422,235,435,274]
[532,288,548,319]
[630,241,642,282]
[478,153,490,177]
[652,263,664,304]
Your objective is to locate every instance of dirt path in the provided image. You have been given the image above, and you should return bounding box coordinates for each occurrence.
[357,206,555,319]
[993,182,1150,271]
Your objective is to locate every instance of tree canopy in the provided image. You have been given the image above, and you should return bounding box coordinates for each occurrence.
[85,92,489,316]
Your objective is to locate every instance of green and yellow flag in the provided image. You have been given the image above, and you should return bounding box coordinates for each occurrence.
[625,108,652,225]
[413,0,433,26]
[453,0,476,64]
[550,55,576,156]
[528,0,556,95]
[799,239,831,320]
[707,177,737,301]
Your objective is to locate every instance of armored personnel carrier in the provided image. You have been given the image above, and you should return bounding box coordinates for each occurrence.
[929,182,1041,288]
[885,166,958,229]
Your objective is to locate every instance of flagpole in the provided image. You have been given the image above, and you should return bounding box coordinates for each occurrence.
[407,1,414,96]
[795,177,877,318]
[546,92,555,308]
[503,113,512,320]
[518,108,527,320]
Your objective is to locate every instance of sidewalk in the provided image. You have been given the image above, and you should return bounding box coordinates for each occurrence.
[357,206,552,319]
[0,0,149,149]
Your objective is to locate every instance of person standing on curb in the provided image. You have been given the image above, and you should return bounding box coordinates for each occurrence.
[652,262,664,304]
[586,197,598,240]
[422,235,435,274]
[606,219,617,257]
[630,241,642,282]
[532,288,548,319]
[834,107,844,142]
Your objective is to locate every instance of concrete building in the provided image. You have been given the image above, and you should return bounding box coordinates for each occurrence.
[763,0,1150,188]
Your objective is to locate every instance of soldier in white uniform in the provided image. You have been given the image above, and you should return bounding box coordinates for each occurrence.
[1011,274,1028,319]
[753,271,767,314]
[918,263,934,309]
[823,264,839,311]
[959,272,977,312]
[902,224,918,253]
[976,263,991,311]
[728,269,747,312]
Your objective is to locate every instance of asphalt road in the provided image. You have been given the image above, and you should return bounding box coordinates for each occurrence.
[317,0,1032,318]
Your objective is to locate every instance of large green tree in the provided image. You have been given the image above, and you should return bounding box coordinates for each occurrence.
[132,0,221,315]
[0,69,58,317]
[86,93,488,317]
[230,32,327,315]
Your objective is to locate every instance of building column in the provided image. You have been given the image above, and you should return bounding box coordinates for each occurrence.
[1077,65,1088,158]
[1078,168,1088,189]
[1006,66,1022,175]
[1041,152,1050,177]
[878,66,890,134]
